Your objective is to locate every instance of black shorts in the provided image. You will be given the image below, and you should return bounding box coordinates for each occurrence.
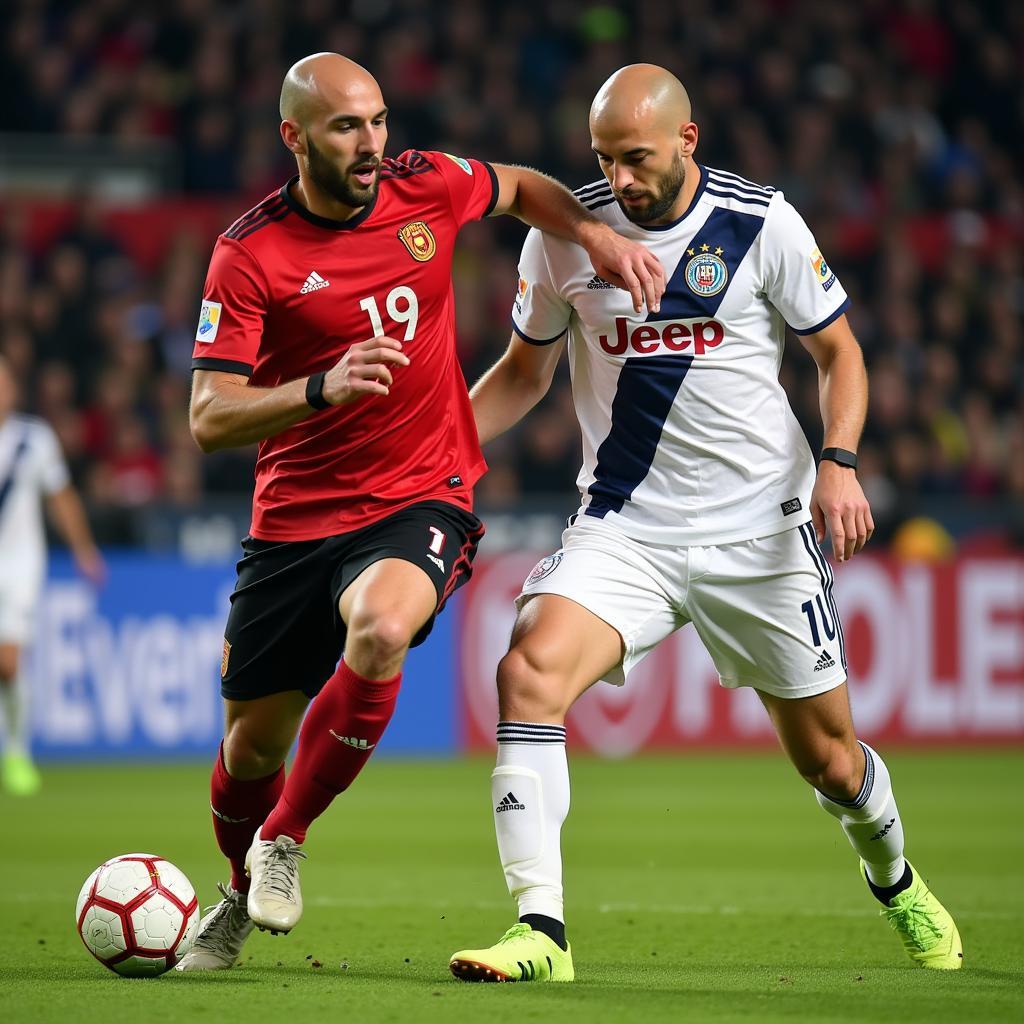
[219,500,484,701]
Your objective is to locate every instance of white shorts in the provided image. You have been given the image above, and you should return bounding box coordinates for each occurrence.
[0,577,39,646]
[517,518,847,699]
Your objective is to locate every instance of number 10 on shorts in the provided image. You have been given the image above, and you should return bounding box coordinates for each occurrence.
[801,594,837,646]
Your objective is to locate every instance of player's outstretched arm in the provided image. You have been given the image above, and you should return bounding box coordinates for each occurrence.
[190,336,410,452]
[800,314,874,563]
[46,485,105,586]
[489,164,664,315]
[470,334,566,445]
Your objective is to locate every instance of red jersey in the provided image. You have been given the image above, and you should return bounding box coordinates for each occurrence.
[192,150,498,541]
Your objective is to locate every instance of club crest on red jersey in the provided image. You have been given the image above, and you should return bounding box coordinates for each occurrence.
[398,221,436,262]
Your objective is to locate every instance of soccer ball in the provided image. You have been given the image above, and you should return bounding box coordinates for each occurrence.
[75,853,199,977]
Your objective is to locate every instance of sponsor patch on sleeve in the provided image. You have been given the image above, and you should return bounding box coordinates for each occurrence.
[442,152,473,175]
[196,299,222,343]
[514,276,528,312]
[809,248,837,292]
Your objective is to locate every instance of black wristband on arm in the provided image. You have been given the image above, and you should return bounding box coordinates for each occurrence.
[305,371,330,410]
[820,447,858,469]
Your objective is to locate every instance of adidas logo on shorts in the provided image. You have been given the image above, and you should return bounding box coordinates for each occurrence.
[495,791,525,813]
[586,274,615,289]
[813,649,836,672]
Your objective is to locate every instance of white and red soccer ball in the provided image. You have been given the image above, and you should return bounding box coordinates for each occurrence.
[76,854,199,977]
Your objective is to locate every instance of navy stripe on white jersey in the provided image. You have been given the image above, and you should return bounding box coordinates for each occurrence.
[574,179,615,211]
[702,185,773,217]
[706,177,773,201]
[574,179,613,199]
[706,168,775,210]
[706,166,776,196]
[705,185,771,209]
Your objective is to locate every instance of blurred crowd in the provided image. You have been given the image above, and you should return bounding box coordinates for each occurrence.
[1,0,1022,543]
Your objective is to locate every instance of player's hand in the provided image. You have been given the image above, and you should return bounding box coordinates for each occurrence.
[323,336,410,404]
[75,546,106,588]
[810,461,874,563]
[581,223,665,314]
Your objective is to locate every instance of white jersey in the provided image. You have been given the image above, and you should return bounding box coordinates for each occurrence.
[0,414,70,592]
[512,164,849,546]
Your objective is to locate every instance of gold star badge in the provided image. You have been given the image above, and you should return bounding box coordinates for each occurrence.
[715,246,724,256]
[686,248,695,256]
[700,242,710,252]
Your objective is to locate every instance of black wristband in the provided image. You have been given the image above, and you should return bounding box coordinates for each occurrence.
[820,446,857,469]
[305,371,330,410]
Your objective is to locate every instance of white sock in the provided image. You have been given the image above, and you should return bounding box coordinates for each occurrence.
[815,742,906,886]
[492,721,570,922]
[0,673,29,758]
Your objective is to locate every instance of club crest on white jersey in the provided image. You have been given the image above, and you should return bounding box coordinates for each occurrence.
[511,165,850,546]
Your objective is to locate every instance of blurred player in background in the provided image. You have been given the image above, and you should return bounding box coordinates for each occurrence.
[451,65,962,982]
[0,354,104,796]
[177,52,663,972]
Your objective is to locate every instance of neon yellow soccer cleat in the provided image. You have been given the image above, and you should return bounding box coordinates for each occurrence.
[2,751,41,796]
[450,923,574,982]
[863,860,963,969]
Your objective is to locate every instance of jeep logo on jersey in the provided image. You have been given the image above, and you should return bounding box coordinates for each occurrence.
[598,317,725,357]
[398,222,436,262]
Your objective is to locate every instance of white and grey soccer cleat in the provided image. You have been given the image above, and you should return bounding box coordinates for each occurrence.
[175,882,254,971]
[245,829,307,934]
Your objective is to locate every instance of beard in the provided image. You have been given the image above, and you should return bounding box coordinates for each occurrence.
[306,135,380,208]
[616,152,686,224]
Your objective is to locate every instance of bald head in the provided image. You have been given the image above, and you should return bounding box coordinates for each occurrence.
[279,52,389,215]
[280,52,383,127]
[589,65,698,225]
[590,64,691,137]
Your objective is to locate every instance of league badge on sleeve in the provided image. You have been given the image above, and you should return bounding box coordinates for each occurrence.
[398,222,437,262]
[195,299,222,342]
[441,153,474,175]
[515,277,528,313]
[810,248,837,291]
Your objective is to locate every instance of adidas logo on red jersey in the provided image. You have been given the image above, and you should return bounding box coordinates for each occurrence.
[300,271,330,294]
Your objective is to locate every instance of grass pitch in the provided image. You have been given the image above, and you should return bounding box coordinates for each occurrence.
[1,751,1021,1023]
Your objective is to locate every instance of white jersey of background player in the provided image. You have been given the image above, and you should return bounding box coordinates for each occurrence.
[0,356,103,795]
[449,65,962,983]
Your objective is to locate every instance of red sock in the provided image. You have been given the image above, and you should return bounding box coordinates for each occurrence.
[261,662,401,844]
[210,743,284,893]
